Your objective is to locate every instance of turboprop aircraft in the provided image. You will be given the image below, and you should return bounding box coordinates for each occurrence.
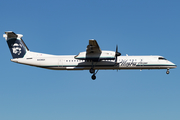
[3,31,177,80]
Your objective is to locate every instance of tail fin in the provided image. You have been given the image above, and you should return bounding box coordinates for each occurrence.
[3,31,29,59]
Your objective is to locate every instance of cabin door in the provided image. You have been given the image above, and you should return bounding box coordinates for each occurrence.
[59,58,64,67]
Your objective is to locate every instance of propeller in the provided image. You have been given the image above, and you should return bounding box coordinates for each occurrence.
[115,45,121,63]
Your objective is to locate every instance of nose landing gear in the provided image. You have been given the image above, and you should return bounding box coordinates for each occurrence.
[166,68,170,74]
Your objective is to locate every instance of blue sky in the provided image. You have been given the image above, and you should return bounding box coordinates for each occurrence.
[0,0,180,120]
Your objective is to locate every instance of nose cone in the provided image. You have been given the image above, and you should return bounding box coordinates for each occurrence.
[173,63,177,68]
[169,61,177,68]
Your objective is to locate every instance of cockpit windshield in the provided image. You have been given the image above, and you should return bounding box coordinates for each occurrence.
[158,57,167,60]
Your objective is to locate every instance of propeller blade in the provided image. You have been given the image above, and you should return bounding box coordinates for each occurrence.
[116,45,118,53]
[115,45,121,64]
[115,45,121,56]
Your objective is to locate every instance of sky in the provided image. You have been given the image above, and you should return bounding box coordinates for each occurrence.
[0,0,180,120]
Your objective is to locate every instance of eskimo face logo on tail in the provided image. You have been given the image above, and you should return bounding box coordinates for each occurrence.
[7,38,26,58]
[12,43,22,55]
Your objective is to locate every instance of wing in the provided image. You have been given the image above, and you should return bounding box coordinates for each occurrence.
[86,39,102,54]
[75,39,102,60]
[75,39,115,61]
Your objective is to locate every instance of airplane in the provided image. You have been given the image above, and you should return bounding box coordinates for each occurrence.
[3,31,177,80]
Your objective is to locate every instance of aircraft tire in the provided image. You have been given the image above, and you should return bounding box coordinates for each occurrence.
[91,74,96,80]
[90,68,95,74]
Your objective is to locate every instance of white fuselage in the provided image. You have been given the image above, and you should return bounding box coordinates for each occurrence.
[11,51,176,71]
[3,31,177,80]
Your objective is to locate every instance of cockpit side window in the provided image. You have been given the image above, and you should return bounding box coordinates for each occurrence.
[158,57,167,60]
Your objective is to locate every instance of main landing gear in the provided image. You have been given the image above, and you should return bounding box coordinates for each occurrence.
[166,68,170,74]
[89,68,99,80]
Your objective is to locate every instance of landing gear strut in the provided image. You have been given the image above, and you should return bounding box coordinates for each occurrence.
[89,61,99,80]
[166,68,170,74]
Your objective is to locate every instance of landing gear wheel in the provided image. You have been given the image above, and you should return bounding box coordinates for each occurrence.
[90,68,95,74]
[166,70,170,74]
[91,74,96,80]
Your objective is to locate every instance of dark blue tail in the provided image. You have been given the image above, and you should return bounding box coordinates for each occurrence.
[3,31,29,59]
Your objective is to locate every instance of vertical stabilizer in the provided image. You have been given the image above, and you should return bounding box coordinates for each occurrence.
[3,31,29,59]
